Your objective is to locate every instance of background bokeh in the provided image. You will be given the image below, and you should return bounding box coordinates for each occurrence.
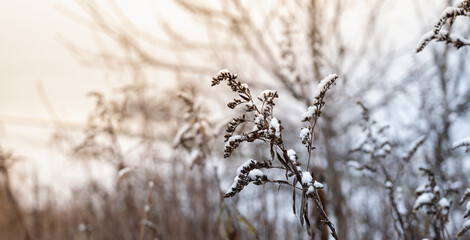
[1,0,470,239]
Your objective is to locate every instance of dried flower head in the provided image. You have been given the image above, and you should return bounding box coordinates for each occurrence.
[211,70,283,158]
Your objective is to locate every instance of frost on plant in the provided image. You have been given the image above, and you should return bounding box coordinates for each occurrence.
[452,137,470,152]
[212,69,340,239]
[413,168,455,239]
[345,102,470,239]
[457,188,470,237]
[416,0,470,52]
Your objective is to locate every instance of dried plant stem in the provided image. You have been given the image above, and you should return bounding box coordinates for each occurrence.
[306,120,317,172]
[387,186,407,240]
[138,182,155,240]
[308,189,339,239]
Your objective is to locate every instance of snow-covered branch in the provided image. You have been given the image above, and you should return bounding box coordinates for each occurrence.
[416,0,470,52]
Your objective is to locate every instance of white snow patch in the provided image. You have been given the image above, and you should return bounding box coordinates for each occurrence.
[465,188,470,195]
[313,181,324,189]
[225,135,245,148]
[414,192,435,210]
[406,135,426,152]
[415,184,430,194]
[287,149,297,162]
[301,172,313,185]
[307,186,315,195]
[362,143,373,153]
[464,219,470,228]
[441,7,460,18]
[420,31,435,42]
[237,159,256,174]
[383,144,392,152]
[313,74,337,98]
[254,114,264,124]
[301,106,316,121]
[299,128,310,140]
[225,176,240,195]
[454,0,466,7]
[450,181,463,190]
[248,169,264,180]
[269,118,281,137]
[398,202,408,215]
[438,198,450,211]
[452,137,470,150]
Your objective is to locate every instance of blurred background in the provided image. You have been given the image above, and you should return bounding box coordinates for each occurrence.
[1,0,470,239]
